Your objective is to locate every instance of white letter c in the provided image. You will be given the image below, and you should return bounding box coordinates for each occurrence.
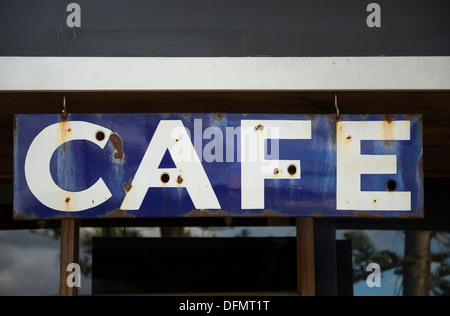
[25,121,112,212]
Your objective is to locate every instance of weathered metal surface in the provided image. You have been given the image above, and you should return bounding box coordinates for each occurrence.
[13,114,423,219]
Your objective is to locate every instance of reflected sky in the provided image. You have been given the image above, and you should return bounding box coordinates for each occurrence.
[0,230,59,296]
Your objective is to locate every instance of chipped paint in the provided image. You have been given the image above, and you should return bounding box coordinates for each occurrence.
[350,212,388,219]
[244,210,288,218]
[184,210,234,217]
[13,211,36,221]
[123,182,132,193]
[109,132,124,162]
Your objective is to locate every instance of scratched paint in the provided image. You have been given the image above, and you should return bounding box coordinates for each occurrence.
[13,114,423,219]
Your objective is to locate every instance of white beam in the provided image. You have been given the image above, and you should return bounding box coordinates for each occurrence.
[0,57,449,91]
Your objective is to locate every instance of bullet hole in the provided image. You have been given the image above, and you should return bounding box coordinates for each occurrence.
[161,173,170,184]
[96,131,105,141]
[387,179,397,192]
[177,175,184,184]
[255,124,264,131]
[273,168,280,175]
[287,164,297,176]
[65,197,71,203]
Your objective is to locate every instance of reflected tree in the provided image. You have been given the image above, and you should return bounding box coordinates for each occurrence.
[344,231,400,284]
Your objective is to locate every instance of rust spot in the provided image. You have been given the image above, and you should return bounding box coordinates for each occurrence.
[398,203,424,219]
[13,116,18,133]
[255,124,264,131]
[60,112,70,122]
[351,212,387,219]
[123,182,132,193]
[175,139,179,142]
[347,135,352,140]
[373,199,377,205]
[109,132,124,162]
[332,114,342,122]
[176,175,184,184]
[53,215,78,220]
[251,210,288,218]
[13,211,36,221]
[184,210,234,217]
[58,120,70,145]
[212,112,224,121]
[98,209,135,219]
[383,114,394,124]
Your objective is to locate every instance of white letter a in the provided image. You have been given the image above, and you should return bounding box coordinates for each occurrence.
[120,121,221,211]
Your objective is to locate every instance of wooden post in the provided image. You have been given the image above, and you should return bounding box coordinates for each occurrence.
[296,218,315,296]
[60,219,80,296]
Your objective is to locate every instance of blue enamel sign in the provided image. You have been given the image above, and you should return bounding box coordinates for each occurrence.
[13,114,423,219]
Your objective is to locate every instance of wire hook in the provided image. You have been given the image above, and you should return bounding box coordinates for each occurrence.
[334,93,340,118]
[62,94,68,118]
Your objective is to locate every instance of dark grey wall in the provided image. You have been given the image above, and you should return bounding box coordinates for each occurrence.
[0,0,449,57]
